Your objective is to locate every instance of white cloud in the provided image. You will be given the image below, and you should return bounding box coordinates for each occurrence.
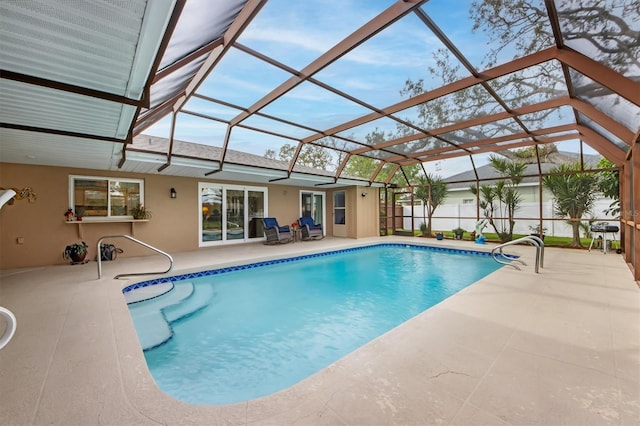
[242,27,332,56]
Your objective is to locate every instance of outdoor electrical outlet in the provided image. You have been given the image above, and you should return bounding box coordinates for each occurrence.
[17,237,24,244]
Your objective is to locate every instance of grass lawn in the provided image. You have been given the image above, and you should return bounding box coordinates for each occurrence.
[481,233,600,248]
[406,230,610,249]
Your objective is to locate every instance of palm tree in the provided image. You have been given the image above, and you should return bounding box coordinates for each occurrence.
[470,156,526,242]
[542,162,599,247]
[415,174,447,237]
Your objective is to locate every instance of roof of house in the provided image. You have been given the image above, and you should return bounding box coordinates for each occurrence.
[130,134,339,178]
[444,151,602,189]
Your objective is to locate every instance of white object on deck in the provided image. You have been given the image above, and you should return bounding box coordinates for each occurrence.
[475,218,489,237]
[0,306,17,350]
[0,189,17,209]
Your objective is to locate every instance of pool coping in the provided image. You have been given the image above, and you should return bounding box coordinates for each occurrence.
[122,242,498,295]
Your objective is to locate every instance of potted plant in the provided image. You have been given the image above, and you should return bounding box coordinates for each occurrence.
[528,224,547,241]
[131,204,151,220]
[452,227,465,240]
[63,241,88,264]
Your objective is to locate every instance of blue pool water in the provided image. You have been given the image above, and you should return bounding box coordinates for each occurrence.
[124,244,501,405]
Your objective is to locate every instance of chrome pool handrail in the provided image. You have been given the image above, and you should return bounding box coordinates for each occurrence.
[97,235,173,279]
[491,235,544,273]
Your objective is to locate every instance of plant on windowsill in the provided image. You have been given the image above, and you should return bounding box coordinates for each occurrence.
[63,241,88,264]
[131,204,151,220]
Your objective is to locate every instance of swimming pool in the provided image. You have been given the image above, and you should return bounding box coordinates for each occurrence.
[124,243,502,405]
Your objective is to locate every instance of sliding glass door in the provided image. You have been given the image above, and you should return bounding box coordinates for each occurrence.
[300,190,325,233]
[226,189,244,240]
[201,185,223,242]
[248,190,265,238]
[200,183,267,246]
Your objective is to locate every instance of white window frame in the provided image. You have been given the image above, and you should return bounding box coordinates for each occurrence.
[334,190,346,225]
[299,190,326,235]
[69,175,145,220]
[199,182,268,247]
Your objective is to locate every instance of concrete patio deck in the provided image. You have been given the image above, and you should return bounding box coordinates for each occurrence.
[0,236,638,425]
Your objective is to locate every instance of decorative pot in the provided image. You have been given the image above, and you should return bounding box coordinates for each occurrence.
[70,253,86,263]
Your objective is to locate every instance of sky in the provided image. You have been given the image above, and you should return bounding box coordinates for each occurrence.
[143,0,607,179]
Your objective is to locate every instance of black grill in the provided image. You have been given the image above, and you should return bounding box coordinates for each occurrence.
[590,224,619,233]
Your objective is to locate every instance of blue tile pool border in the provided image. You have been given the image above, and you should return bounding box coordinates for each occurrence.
[122,243,498,296]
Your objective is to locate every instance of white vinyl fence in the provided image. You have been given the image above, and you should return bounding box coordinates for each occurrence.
[404,199,617,237]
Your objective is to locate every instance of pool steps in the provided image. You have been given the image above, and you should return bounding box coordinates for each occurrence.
[127,282,214,350]
[164,283,214,323]
[124,281,173,304]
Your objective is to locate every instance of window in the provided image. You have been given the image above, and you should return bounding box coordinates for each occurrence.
[334,191,345,225]
[69,176,143,218]
[462,199,475,204]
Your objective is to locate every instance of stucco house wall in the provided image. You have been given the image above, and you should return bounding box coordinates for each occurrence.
[0,163,379,270]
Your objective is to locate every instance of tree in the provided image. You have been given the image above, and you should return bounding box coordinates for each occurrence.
[470,156,526,242]
[596,158,620,218]
[269,2,638,187]
[542,162,599,247]
[264,144,295,162]
[415,174,447,237]
[265,143,334,170]
[342,155,379,179]
[343,129,386,180]
[471,0,639,73]
[341,127,424,185]
[298,144,333,169]
[400,0,639,149]
[394,164,422,186]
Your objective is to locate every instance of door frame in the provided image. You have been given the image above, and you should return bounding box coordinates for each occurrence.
[333,190,347,237]
[199,182,268,246]
[299,190,326,236]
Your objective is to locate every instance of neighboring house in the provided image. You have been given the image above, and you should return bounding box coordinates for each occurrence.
[443,152,603,204]
[397,152,617,237]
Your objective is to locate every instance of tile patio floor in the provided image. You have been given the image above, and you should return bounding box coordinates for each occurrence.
[0,236,638,425]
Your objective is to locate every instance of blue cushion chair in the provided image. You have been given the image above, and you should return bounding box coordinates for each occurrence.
[262,217,293,244]
[298,216,324,240]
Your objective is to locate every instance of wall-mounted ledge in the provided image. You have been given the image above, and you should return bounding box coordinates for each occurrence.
[65,219,149,238]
